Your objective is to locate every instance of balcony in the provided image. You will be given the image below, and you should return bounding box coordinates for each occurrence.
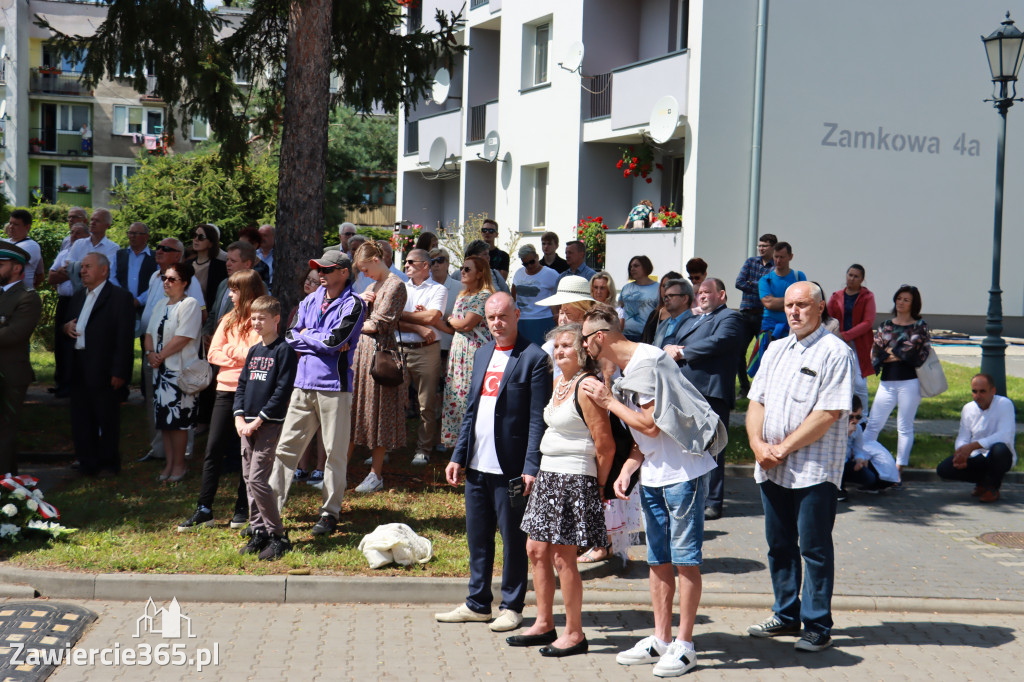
[470,0,488,8]
[608,50,688,130]
[415,108,462,167]
[467,99,498,144]
[583,73,612,121]
[34,186,91,206]
[29,68,93,97]
[28,128,94,158]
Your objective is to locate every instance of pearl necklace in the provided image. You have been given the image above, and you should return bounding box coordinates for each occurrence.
[555,370,584,401]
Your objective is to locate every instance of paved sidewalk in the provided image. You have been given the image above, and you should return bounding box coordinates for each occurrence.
[37,600,1024,681]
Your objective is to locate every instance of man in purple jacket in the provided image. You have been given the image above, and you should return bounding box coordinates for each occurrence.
[269,250,365,536]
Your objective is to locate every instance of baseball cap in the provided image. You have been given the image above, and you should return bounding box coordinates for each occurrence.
[309,250,351,270]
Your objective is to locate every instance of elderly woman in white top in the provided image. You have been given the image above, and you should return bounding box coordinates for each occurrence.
[144,261,203,482]
[512,324,614,657]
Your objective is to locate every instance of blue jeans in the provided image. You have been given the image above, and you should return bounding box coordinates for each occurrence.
[759,480,837,636]
[641,474,709,566]
[464,468,529,614]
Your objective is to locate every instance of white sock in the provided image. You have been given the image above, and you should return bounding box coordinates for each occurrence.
[656,638,672,649]
[678,639,694,651]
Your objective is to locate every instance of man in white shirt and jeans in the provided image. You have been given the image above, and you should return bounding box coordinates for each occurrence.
[936,373,1016,503]
[580,304,725,678]
[398,248,447,466]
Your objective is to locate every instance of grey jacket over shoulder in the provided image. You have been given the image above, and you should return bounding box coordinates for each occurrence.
[613,348,728,458]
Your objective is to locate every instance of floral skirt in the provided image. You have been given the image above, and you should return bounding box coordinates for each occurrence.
[520,471,606,547]
[153,366,198,431]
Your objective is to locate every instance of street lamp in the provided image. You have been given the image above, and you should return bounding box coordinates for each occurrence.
[979,12,1024,396]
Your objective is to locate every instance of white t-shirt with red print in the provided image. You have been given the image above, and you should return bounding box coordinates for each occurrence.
[469,345,514,474]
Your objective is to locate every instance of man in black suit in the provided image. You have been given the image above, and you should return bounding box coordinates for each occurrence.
[63,253,135,476]
[664,278,746,519]
[0,241,42,475]
[437,293,551,633]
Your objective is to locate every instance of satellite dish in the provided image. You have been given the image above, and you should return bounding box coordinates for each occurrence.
[482,131,501,162]
[431,68,451,105]
[0,101,6,120]
[648,95,680,144]
[500,152,513,189]
[428,137,448,171]
[559,42,585,73]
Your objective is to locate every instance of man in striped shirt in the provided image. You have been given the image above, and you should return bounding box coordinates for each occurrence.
[744,281,855,653]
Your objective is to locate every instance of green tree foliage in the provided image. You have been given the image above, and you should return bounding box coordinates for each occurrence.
[109,150,278,245]
[326,107,397,229]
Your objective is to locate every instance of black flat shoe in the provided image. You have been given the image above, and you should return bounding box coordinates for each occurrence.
[507,630,557,647]
[539,637,589,657]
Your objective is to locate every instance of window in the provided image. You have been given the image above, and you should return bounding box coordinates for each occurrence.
[59,165,89,190]
[669,0,689,52]
[234,60,250,85]
[522,20,552,89]
[519,164,549,229]
[113,105,164,135]
[61,48,88,73]
[57,105,90,132]
[112,164,139,186]
[190,116,209,140]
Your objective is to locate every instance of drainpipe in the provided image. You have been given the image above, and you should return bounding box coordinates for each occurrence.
[746,0,768,254]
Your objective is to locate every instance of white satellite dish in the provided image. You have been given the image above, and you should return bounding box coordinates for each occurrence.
[482,130,501,162]
[431,68,451,105]
[648,95,680,144]
[428,137,448,171]
[559,42,585,73]
[0,101,6,120]
[500,152,513,189]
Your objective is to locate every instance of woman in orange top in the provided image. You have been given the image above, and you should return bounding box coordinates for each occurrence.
[177,269,265,531]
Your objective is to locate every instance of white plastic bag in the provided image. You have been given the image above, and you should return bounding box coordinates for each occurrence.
[358,523,433,569]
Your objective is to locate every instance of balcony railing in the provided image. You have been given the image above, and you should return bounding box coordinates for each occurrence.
[468,103,487,143]
[0,61,6,84]
[470,0,489,8]
[584,73,612,120]
[29,128,94,157]
[29,68,92,96]
[34,186,91,205]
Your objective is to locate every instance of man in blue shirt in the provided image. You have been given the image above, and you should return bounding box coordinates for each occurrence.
[758,242,805,341]
[652,279,694,349]
[558,240,597,283]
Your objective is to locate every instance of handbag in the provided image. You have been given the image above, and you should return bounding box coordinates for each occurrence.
[915,346,947,398]
[573,374,640,500]
[370,336,405,387]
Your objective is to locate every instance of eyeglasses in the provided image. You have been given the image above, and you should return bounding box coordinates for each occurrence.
[481,228,497,234]
[430,257,448,265]
[581,328,610,342]
[318,266,340,275]
[128,231,148,237]
[192,233,208,241]
[405,259,426,266]
[460,266,475,274]
[522,259,537,267]
[155,245,180,253]
[848,414,862,422]
[342,232,356,237]
[663,293,685,299]
[161,275,182,283]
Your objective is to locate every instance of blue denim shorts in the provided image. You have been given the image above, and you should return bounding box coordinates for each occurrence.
[641,473,709,566]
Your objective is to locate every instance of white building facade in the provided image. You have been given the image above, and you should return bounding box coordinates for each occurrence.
[396,0,1024,334]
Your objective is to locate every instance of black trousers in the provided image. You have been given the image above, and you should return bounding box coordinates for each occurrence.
[705,396,730,509]
[53,296,75,392]
[70,356,122,475]
[936,443,1014,491]
[197,391,248,515]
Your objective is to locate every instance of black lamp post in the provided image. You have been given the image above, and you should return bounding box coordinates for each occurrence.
[979,12,1024,396]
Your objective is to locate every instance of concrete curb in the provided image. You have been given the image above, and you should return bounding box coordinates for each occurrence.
[3,565,1022,616]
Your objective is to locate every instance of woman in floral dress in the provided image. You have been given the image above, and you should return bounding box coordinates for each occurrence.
[437,255,494,448]
[349,241,408,493]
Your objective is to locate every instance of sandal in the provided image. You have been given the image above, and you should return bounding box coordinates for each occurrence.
[578,547,610,564]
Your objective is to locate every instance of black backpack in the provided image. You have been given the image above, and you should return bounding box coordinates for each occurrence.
[573,374,641,500]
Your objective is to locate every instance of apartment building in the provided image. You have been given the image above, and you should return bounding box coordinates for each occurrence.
[397,0,1024,332]
[0,0,209,209]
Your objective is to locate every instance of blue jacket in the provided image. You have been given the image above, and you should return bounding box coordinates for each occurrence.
[286,284,365,392]
[452,335,552,477]
[673,305,747,408]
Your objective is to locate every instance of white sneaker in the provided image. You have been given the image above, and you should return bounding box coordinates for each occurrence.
[616,635,668,665]
[653,642,698,677]
[488,609,523,632]
[434,604,492,623]
[354,471,383,493]
[412,452,429,466]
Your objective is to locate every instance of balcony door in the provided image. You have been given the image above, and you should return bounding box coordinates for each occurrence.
[40,165,57,203]
[41,104,58,152]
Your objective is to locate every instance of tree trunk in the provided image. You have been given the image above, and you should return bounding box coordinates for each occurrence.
[273,0,332,322]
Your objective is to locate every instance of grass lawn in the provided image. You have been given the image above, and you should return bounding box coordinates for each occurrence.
[6,357,1018,576]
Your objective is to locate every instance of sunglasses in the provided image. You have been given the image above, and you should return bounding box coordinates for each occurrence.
[848,414,862,422]
[522,259,537,267]
[404,259,426,266]
[161,275,182,283]
[430,257,448,265]
[155,245,180,253]
[192,233,208,241]
[460,266,475,274]
[317,266,340,275]
[582,328,610,342]
[481,228,496,234]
